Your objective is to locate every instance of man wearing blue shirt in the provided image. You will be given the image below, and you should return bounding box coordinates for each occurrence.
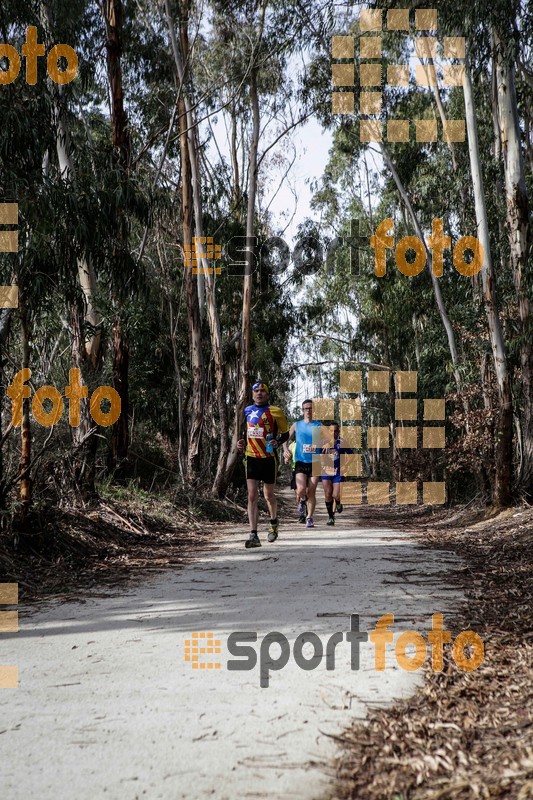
[284,399,321,528]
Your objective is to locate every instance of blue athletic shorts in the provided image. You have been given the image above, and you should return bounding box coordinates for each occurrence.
[321,472,343,484]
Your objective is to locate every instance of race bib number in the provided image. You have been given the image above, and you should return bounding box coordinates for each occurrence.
[303,444,316,453]
[248,426,263,439]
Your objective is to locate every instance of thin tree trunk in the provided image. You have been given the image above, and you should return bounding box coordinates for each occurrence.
[55,109,101,492]
[463,52,513,507]
[224,64,261,485]
[102,0,131,468]
[111,321,129,463]
[380,144,463,393]
[494,29,532,495]
[41,1,101,366]
[424,38,469,228]
[42,1,101,496]
[177,89,204,482]
[165,0,230,493]
[70,304,98,498]
[164,0,205,315]
[168,298,186,481]
[231,105,241,216]
[222,1,266,487]
[0,309,13,508]
[18,285,31,523]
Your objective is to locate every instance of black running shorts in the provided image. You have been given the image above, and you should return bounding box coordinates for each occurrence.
[245,455,277,484]
[294,460,313,477]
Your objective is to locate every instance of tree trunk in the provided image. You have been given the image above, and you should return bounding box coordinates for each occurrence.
[380,144,463,396]
[494,29,532,495]
[55,109,101,493]
[177,89,205,482]
[41,1,101,365]
[0,309,13,508]
[168,297,186,481]
[165,0,230,495]
[231,105,241,216]
[102,0,131,468]
[164,0,206,315]
[41,1,102,497]
[110,320,130,464]
[463,52,513,507]
[18,286,31,524]
[71,303,98,498]
[224,65,261,485]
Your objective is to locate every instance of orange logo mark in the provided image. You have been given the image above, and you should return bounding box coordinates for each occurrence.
[183,237,222,275]
[0,583,19,689]
[184,631,222,670]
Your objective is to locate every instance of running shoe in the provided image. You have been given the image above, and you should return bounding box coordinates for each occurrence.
[267,522,279,543]
[298,514,306,523]
[298,499,307,516]
[327,517,335,526]
[245,532,261,548]
[306,516,314,528]
[335,502,343,513]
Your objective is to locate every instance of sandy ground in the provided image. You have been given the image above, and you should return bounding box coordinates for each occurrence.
[0,501,462,799]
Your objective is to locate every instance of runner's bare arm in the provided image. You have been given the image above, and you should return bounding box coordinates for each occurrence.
[283,423,295,457]
[237,422,247,451]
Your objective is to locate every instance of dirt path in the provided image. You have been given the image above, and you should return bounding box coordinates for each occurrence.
[0,499,462,799]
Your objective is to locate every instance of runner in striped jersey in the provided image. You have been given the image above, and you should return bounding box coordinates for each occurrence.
[237,382,289,548]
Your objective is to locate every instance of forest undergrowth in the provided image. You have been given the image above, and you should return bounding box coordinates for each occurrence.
[0,479,246,605]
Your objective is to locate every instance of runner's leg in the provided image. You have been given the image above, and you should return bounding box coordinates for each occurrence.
[263,481,277,522]
[306,475,320,518]
[323,478,335,520]
[246,479,259,531]
[295,472,307,504]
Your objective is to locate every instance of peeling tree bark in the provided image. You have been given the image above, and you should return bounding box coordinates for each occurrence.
[494,29,533,495]
[463,52,514,507]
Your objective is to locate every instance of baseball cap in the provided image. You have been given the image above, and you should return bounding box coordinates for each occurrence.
[252,382,269,392]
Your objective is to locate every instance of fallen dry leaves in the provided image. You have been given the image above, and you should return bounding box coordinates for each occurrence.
[0,492,242,603]
[331,506,533,800]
